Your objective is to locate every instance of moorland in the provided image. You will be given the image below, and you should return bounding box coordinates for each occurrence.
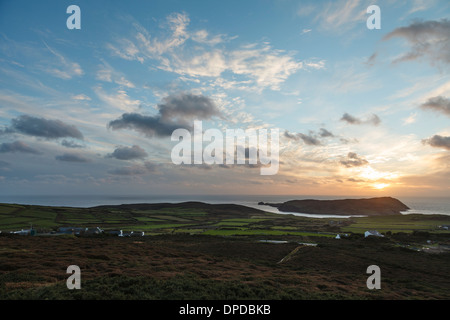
[0,201,449,300]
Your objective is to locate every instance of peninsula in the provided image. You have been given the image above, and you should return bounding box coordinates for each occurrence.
[259,197,409,216]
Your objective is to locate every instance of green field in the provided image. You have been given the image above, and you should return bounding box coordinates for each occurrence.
[341,214,450,234]
[0,202,449,239]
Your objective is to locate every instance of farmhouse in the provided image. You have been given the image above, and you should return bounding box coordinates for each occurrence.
[364,230,384,238]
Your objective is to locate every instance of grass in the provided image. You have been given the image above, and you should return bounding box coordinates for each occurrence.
[203,229,336,237]
[342,214,450,234]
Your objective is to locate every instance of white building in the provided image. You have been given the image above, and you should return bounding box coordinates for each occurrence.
[364,230,384,238]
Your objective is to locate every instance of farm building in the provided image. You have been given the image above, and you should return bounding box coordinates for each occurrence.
[364,230,384,238]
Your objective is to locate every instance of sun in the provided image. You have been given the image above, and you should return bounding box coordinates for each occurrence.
[373,183,390,190]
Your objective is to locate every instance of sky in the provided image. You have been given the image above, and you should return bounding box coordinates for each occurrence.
[0,0,450,198]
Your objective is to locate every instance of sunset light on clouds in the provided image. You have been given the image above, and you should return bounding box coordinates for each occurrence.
[1,0,450,198]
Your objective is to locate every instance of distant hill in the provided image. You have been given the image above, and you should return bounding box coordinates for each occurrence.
[93,201,266,217]
[259,197,409,216]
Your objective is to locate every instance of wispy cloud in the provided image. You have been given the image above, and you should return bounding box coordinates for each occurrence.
[107,12,306,91]
[313,0,368,33]
[96,61,135,88]
[94,87,141,113]
[42,42,84,79]
[408,0,438,14]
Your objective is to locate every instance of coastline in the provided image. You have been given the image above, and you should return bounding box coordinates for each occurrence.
[0,194,449,217]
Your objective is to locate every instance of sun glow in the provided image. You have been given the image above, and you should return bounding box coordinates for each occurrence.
[373,183,390,190]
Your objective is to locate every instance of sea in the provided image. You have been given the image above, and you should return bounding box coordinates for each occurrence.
[0,194,449,218]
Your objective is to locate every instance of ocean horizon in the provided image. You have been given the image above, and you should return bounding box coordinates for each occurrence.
[0,194,449,218]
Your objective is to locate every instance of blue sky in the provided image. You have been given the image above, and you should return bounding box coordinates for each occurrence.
[1,0,450,197]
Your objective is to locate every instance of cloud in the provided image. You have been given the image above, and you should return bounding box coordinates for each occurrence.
[95,87,141,113]
[158,93,221,124]
[107,145,148,160]
[61,140,85,149]
[3,115,83,140]
[55,153,90,163]
[301,29,312,35]
[319,128,334,138]
[340,113,361,124]
[42,42,84,79]
[284,130,322,146]
[340,152,369,168]
[420,96,450,117]
[71,94,91,101]
[108,93,220,137]
[408,0,437,14]
[108,113,183,137]
[108,12,189,61]
[314,0,367,33]
[383,19,450,67]
[403,112,417,125]
[191,29,230,45]
[227,44,303,91]
[108,161,157,175]
[108,12,304,91]
[96,62,135,88]
[0,140,41,154]
[422,135,450,150]
[340,113,381,126]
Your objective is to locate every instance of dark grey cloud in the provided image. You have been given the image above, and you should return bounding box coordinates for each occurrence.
[340,113,361,124]
[108,161,156,175]
[340,152,369,168]
[108,113,183,137]
[297,133,321,146]
[284,130,322,146]
[108,93,220,137]
[3,115,83,140]
[158,93,221,124]
[319,128,334,138]
[107,145,148,160]
[383,19,450,66]
[422,135,450,150]
[61,140,85,148]
[340,113,380,126]
[55,153,90,163]
[420,96,450,117]
[0,141,41,154]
